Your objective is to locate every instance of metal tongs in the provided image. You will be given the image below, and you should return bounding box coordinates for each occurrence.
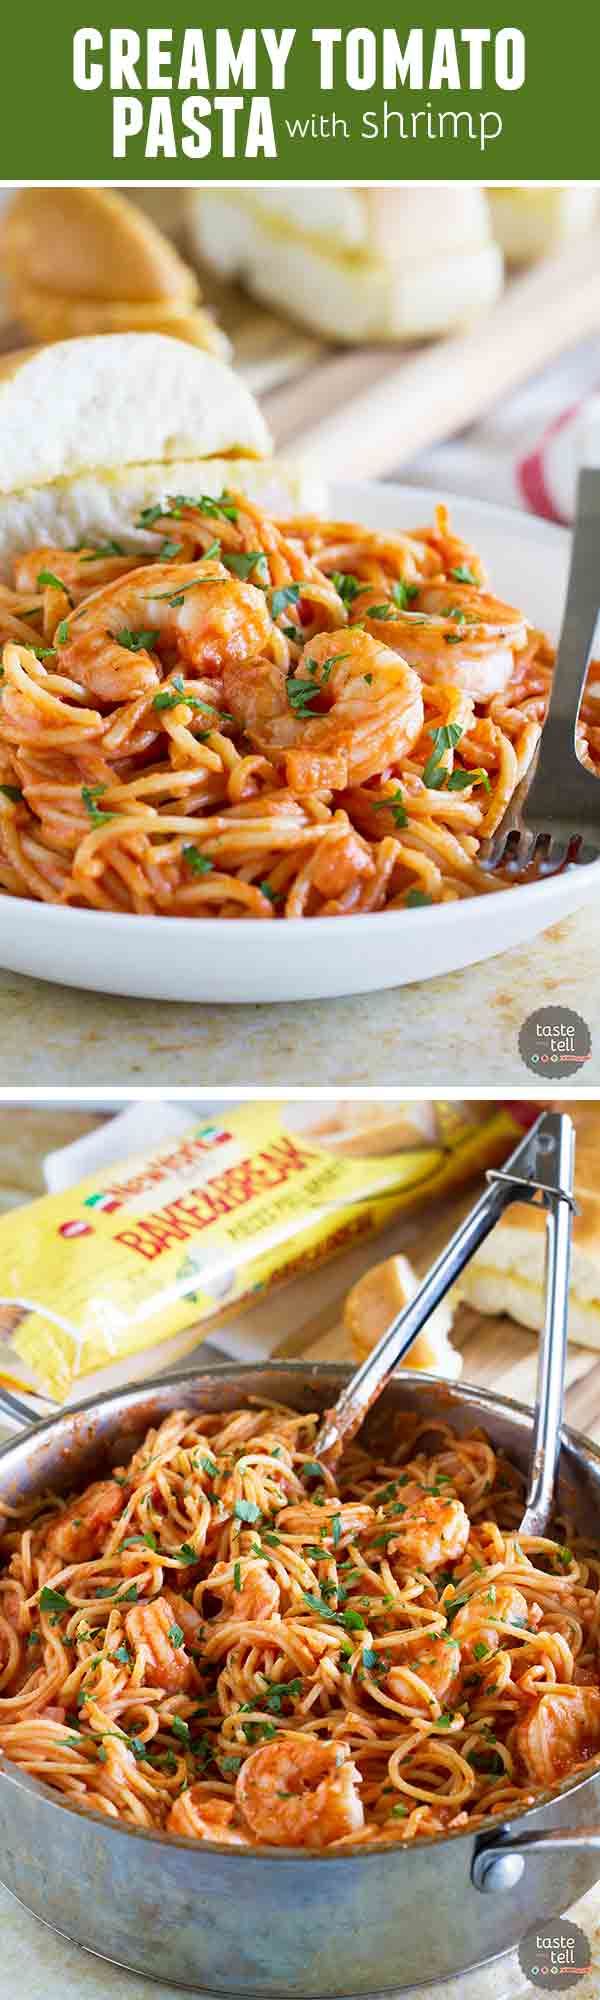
[314,1110,575,1537]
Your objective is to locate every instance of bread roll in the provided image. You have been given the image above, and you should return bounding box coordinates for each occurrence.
[186,187,503,343]
[0,333,325,578]
[458,1104,600,1348]
[344,1253,461,1378]
[487,188,598,265]
[0,188,227,357]
[9,282,228,357]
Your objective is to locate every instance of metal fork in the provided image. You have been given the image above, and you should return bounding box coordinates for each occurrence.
[481,466,600,875]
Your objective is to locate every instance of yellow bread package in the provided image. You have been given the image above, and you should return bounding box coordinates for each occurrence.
[0,1099,531,1404]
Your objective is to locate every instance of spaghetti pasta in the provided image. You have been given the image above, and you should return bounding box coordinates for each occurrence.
[1,1400,599,1849]
[0,492,575,918]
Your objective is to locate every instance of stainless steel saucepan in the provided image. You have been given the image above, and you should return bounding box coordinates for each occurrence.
[2,1361,600,1997]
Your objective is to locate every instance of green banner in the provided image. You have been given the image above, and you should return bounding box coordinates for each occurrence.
[1,0,597,180]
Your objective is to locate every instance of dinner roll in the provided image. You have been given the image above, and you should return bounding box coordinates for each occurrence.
[344,1252,461,1378]
[458,1103,600,1348]
[0,333,325,578]
[487,187,598,265]
[186,186,503,343]
[0,187,227,358]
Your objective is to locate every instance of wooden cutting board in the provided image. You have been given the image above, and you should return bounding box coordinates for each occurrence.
[2,227,600,479]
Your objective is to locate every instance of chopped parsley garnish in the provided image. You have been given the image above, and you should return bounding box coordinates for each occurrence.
[406,889,432,908]
[153,678,225,720]
[113,1645,132,1666]
[136,503,164,527]
[233,1562,242,1593]
[56,620,70,644]
[366,603,398,621]
[306,649,349,684]
[158,538,183,561]
[224,550,269,585]
[140,492,236,526]
[37,569,73,604]
[301,1589,364,1632]
[182,845,214,876]
[372,786,408,829]
[445,1590,469,1622]
[169,1624,185,1649]
[180,493,238,524]
[81,784,116,828]
[0,784,22,802]
[362,1647,380,1671]
[446,766,491,792]
[242,1719,277,1744]
[302,1461,326,1483]
[171,1716,190,1744]
[467,1747,504,1776]
[286,676,320,718]
[330,570,367,606]
[80,540,126,560]
[450,565,479,586]
[219,1754,243,1775]
[115,627,159,653]
[390,1801,408,1818]
[391,579,419,609]
[473,1642,489,1660]
[178,1542,199,1565]
[302,1589,340,1621]
[155,577,225,606]
[280,622,304,646]
[332,1514,341,1547]
[40,1586,71,1616]
[270,583,301,619]
[234,1499,262,1525]
[422,722,464,790]
[260,1677,302,1713]
[199,1454,218,1478]
[258,881,281,905]
[153,683,186,711]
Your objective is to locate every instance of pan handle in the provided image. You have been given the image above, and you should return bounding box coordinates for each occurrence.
[472,1826,600,1893]
[0,1383,46,1430]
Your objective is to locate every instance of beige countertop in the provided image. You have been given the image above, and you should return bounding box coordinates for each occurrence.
[0,907,597,1087]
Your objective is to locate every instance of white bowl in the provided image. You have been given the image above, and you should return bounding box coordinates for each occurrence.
[1,482,597,1003]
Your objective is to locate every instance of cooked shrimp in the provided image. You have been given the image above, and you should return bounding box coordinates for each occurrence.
[167,1790,249,1845]
[236,1734,364,1848]
[515,1686,600,1784]
[372,589,527,701]
[451,1584,529,1656]
[278,1502,374,1540]
[44,1479,125,1563]
[387,1634,459,1713]
[54,558,271,703]
[124,1594,194,1692]
[14,545,140,598]
[205,1560,280,1623]
[163,1589,204,1650]
[388,1496,470,1573]
[224,628,424,790]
